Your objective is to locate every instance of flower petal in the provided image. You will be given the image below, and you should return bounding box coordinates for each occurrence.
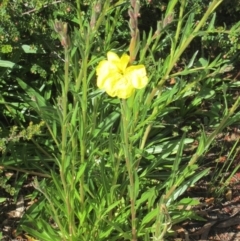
[107,51,120,62]
[103,73,122,97]
[111,76,135,99]
[96,60,118,88]
[119,53,130,72]
[125,65,148,89]
[96,51,148,99]
[107,52,130,73]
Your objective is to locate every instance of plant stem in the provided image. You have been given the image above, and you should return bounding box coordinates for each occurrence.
[79,33,91,208]
[174,0,185,48]
[60,43,74,239]
[0,165,51,177]
[121,100,137,241]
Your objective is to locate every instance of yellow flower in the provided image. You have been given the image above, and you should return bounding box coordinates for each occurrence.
[96,51,148,99]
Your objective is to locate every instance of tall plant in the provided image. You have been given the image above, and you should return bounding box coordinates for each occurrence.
[4,0,238,240]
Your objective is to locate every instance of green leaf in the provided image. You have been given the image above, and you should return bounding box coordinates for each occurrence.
[199,57,209,67]
[75,162,87,182]
[141,208,158,226]
[166,0,178,15]
[0,197,6,203]
[146,138,194,155]
[134,172,140,201]
[187,51,199,68]
[104,220,131,240]
[167,167,210,204]
[93,111,120,138]
[51,172,66,202]
[207,13,216,31]
[196,130,207,155]
[177,197,200,206]
[22,44,46,54]
[178,12,195,47]
[21,220,60,241]
[16,78,48,108]
[136,187,157,209]
[0,60,20,68]
[102,200,121,217]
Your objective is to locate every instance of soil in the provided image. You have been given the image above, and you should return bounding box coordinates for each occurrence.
[171,130,240,241]
[172,185,240,241]
[0,174,36,241]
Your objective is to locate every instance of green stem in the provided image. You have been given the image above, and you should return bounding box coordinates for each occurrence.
[76,1,84,37]
[1,165,51,178]
[174,0,185,48]
[94,0,110,33]
[121,100,137,241]
[75,0,112,212]
[75,18,91,210]
[78,34,90,208]
[60,46,74,239]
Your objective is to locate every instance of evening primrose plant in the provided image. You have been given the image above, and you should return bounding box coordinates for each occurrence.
[14,0,240,241]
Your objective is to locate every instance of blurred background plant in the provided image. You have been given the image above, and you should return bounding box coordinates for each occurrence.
[0,0,240,240]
